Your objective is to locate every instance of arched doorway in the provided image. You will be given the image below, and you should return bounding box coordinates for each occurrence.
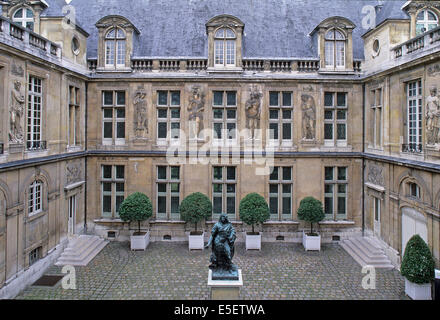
[401,207,428,255]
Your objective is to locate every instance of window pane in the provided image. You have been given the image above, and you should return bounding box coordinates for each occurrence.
[226,91,236,106]
[213,184,222,193]
[103,182,112,192]
[227,167,236,180]
[213,123,222,139]
[116,109,125,118]
[213,167,222,180]
[325,167,334,181]
[270,197,278,215]
[282,167,291,181]
[116,166,124,179]
[227,109,236,119]
[282,92,292,106]
[213,91,223,105]
[171,167,180,180]
[158,122,167,138]
[282,197,291,215]
[213,109,223,119]
[269,123,278,140]
[157,183,166,193]
[157,166,167,180]
[171,197,180,213]
[227,123,236,139]
[337,123,346,140]
[171,108,180,119]
[102,165,112,179]
[103,122,113,138]
[226,197,235,214]
[158,109,167,118]
[336,110,346,120]
[282,123,291,140]
[269,184,278,193]
[157,196,166,213]
[116,91,125,105]
[269,109,279,119]
[324,110,333,120]
[324,197,333,215]
[103,91,113,105]
[104,109,113,118]
[116,195,124,214]
[269,92,279,106]
[171,91,180,106]
[116,122,125,139]
[337,197,346,215]
[324,93,333,106]
[103,195,112,213]
[338,167,347,181]
[282,110,292,119]
[170,183,179,192]
[270,167,278,181]
[324,123,333,140]
[213,197,222,213]
[337,93,346,107]
[158,91,167,105]
[282,184,291,193]
[116,183,124,192]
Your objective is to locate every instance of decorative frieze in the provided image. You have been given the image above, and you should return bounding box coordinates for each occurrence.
[366,163,385,187]
[66,161,83,186]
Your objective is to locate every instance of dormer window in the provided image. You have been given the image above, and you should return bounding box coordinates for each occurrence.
[325,29,346,69]
[214,28,236,67]
[416,9,439,35]
[105,28,126,68]
[12,7,34,31]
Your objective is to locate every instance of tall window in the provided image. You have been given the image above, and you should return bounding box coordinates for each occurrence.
[269,92,293,143]
[416,9,439,35]
[29,247,41,266]
[405,80,422,153]
[370,88,383,148]
[28,180,42,216]
[212,166,236,220]
[214,28,236,67]
[212,91,237,143]
[102,91,125,145]
[68,86,80,146]
[156,166,180,220]
[269,167,293,220]
[324,92,347,146]
[101,165,125,218]
[324,167,347,220]
[27,76,44,150]
[408,182,421,199]
[157,91,180,141]
[325,29,346,69]
[374,197,381,223]
[105,28,126,68]
[12,7,34,31]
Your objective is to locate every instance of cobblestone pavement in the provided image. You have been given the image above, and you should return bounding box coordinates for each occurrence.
[15,241,407,300]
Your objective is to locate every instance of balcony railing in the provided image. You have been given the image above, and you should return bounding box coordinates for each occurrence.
[402,143,423,153]
[0,16,61,59]
[26,141,47,151]
[297,59,320,72]
[393,25,440,59]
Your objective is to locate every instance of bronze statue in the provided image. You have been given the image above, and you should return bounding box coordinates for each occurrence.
[205,213,238,280]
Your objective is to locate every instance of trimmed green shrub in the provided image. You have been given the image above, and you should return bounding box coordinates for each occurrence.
[118,192,153,234]
[180,192,212,233]
[297,197,325,236]
[401,234,435,284]
[239,193,270,234]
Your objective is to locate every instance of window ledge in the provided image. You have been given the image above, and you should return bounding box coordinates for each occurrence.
[319,220,355,225]
[264,220,299,225]
[318,69,355,75]
[207,67,243,74]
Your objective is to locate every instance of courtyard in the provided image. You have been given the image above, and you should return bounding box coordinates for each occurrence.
[15,241,407,300]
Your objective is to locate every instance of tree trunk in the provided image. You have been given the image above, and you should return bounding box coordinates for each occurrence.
[195,222,197,233]
[310,222,313,235]
[138,220,141,234]
[252,224,255,234]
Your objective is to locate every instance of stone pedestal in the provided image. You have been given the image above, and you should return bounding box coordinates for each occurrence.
[208,269,243,300]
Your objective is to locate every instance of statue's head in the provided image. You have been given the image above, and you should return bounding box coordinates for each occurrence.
[430,86,437,96]
[14,81,21,91]
[219,213,229,224]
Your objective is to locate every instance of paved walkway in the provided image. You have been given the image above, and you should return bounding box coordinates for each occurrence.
[16,241,407,300]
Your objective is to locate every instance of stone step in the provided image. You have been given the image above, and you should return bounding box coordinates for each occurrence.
[55,235,108,266]
[340,238,394,269]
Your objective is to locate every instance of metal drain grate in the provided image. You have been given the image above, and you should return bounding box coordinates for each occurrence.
[32,275,63,287]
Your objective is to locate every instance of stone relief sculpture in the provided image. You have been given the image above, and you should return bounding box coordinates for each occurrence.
[426,86,440,145]
[66,162,83,185]
[367,164,385,186]
[187,86,205,139]
[134,87,148,138]
[301,94,316,140]
[245,86,262,139]
[205,213,238,280]
[9,81,25,143]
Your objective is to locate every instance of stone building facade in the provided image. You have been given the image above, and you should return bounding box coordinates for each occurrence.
[0,0,439,296]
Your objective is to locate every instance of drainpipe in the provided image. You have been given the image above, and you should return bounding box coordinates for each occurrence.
[362,83,366,237]
[84,81,88,234]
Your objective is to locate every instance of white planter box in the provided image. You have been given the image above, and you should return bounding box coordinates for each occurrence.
[302,231,321,251]
[189,232,204,250]
[405,278,432,300]
[246,233,261,250]
[130,231,150,251]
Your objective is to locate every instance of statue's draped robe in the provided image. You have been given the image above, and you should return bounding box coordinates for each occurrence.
[209,221,236,268]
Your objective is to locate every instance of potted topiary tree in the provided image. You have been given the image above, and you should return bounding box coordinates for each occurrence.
[239,193,270,250]
[118,192,153,250]
[401,234,435,300]
[297,197,325,251]
[180,192,212,250]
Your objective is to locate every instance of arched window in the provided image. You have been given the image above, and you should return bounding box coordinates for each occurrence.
[105,27,126,68]
[416,9,439,35]
[12,7,34,31]
[325,29,346,69]
[408,182,421,199]
[214,27,236,67]
[28,180,42,216]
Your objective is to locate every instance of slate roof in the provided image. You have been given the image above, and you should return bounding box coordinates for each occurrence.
[10,0,412,59]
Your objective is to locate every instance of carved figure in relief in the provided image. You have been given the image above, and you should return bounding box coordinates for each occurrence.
[301,94,316,140]
[187,86,205,139]
[245,86,262,139]
[9,81,25,143]
[134,87,148,137]
[426,86,440,145]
